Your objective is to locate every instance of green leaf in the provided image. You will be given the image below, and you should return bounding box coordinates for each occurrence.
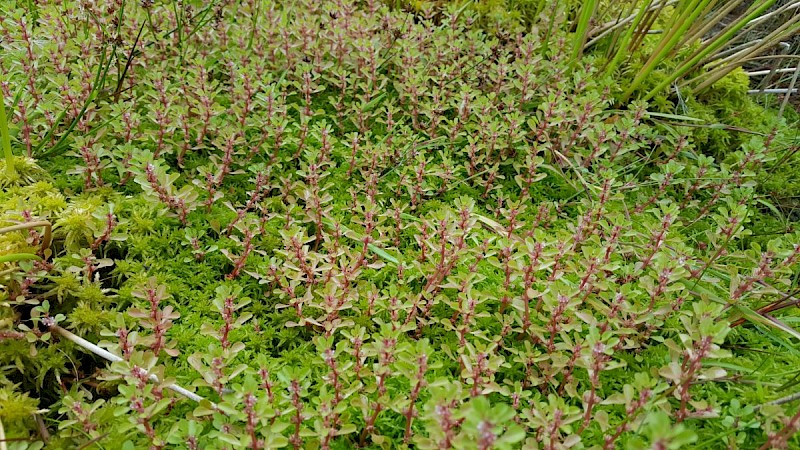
[736,304,800,341]
[644,111,705,122]
[0,253,42,264]
[362,93,386,112]
[367,243,399,265]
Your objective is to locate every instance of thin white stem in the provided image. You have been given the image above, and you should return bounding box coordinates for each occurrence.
[747,67,798,76]
[748,89,799,94]
[757,391,800,410]
[756,41,794,93]
[747,89,797,95]
[0,417,7,450]
[710,39,762,62]
[53,325,123,362]
[50,325,216,408]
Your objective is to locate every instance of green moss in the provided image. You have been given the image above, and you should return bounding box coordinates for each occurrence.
[53,196,107,253]
[0,387,40,422]
[709,68,750,98]
[68,300,115,335]
[0,339,32,373]
[0,156,48,188]
[686,68,783,157]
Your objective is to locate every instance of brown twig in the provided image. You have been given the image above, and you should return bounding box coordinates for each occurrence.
[0,221,52,255]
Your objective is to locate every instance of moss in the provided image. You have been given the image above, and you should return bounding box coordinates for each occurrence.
[0,339,32,372]
[68,300,116,336]
[0,387,40,423]
[53,195,107,253]
[0,156,48,188]
[686,68,782,157]
[708,68,750,98]
[388,0,565,31]
[0,182,66,219]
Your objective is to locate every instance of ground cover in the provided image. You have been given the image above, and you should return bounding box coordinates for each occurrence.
[1,1,800,448]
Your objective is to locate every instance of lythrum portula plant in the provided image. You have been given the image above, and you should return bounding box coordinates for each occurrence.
[0,0,798,449]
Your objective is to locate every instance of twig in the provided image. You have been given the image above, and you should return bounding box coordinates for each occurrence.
[709,39,762,62]
[757,43,792,94]
[746,67,798,77]
[113,21,146,102]
[730,286,800,328]
[0,221,52,255]
[48,325,217,409]
[34,413,50,443]
[750,0,800,27]
[0,417,6,450]
[76,433,110,450]
[748,89,798,94]
[758,391,800,409]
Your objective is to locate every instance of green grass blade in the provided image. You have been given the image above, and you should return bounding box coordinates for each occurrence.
[624,0,712,100]
[367,243,399,265]
[0,77,14,178]
[0,253,42,264]
[571,0,598,62]
[604,0,651,77]
[736,304,800,341]
[644,0,779,100]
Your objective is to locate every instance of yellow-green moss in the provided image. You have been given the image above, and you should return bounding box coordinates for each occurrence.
[0,157,47,189]
[0,386,40,423]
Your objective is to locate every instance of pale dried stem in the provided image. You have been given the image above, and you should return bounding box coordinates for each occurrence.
[0,221,52,255]
[49,325,216,409]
